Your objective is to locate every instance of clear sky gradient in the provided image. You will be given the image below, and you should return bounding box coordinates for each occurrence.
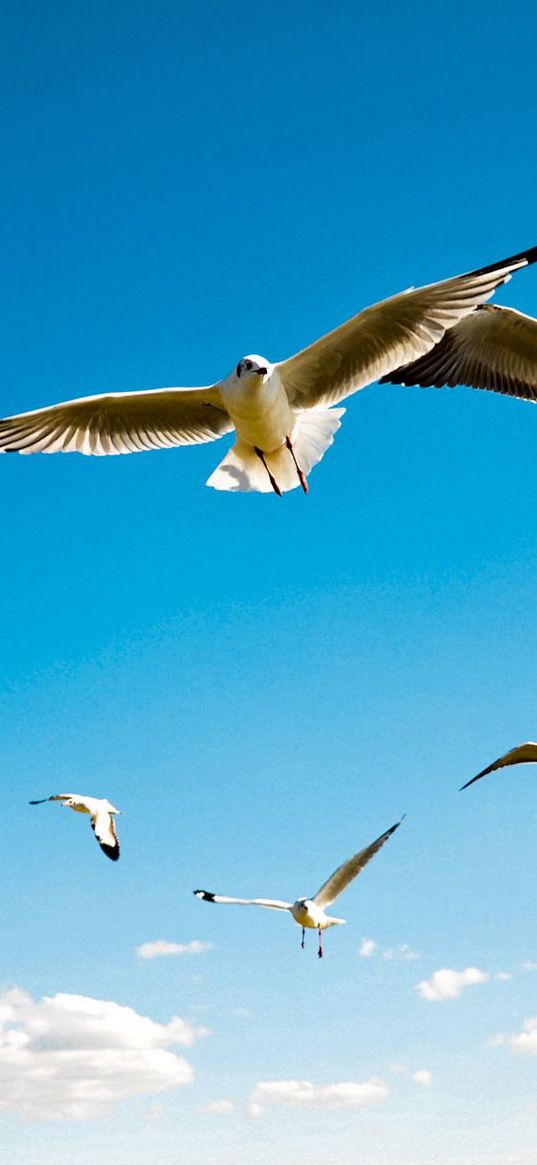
[2,2,537,1163]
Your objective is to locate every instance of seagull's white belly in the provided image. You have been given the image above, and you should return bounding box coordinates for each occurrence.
[291,900,327,929]
[221,375,294,453]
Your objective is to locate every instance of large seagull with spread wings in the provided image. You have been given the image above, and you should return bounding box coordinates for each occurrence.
[2,246,537,495]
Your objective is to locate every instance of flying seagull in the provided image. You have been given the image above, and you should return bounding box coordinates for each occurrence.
[29,793,121,860]
[2,245,537,495]
[193,817,403,957]
[461,742,537,790]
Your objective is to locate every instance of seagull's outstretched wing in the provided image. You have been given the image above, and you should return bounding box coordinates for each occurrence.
[194,890,291,911]
[278,246,537,410]
[91,808,120,861]
[313,819,403,909]
[461,742,537,790]
[0,385,232,456]
[29,794,69,804]
[381,305,537,400]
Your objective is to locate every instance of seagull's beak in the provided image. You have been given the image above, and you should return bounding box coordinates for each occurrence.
[255,367,268,377]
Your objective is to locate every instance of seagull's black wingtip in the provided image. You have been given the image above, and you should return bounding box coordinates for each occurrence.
[193,889,216,902]
[100,843,120,861]
[469,243,537,278]
[459,775,480,791]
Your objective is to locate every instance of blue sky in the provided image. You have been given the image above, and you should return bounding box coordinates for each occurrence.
[2,1,537,1162]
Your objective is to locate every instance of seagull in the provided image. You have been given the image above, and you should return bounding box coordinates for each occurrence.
[1,246,537,495]
[29,793,121,860]
[193,817,403,957]
[461,742,537,790]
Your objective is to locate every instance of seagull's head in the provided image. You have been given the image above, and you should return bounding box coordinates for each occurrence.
[235,355,270,382]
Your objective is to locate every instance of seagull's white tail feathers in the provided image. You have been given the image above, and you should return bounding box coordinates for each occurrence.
[205,408,345,494]
[291,407,345,477]
[206,442,276,493]
[323,916,346,928]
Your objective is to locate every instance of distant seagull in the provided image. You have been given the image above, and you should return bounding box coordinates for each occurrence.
[29,793,121,860]
[193,818,403,957]
[461,743,537,790]
[1,246,537,495]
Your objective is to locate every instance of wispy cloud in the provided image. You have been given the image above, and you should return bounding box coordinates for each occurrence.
[136,939,213,960]
[382,944,419,961]
[0,986,206,1120]
[492,1015,537,1057]
[415,966,489,1001]
[412,1069,432,1086]
[197,1099,235,1115]
[359,937,418,961]
[248,1078,389,1116]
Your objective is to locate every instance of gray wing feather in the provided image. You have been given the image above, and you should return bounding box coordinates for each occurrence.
[279,247,537,409]
[0,386,233,455]
[313,819,403,908]
[461,742,537,790]
[381,305,537,400]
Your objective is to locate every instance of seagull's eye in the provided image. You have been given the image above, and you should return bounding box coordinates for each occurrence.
[244,360,253,371]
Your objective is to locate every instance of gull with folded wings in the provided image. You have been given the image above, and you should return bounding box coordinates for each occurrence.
[29,793,121,860]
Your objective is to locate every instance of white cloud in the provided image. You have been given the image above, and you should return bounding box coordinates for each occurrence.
[521,961,537,972]
[136,939,212,960]
[359,938,419,961]
[492,1015,537,1057]
[412,1069,432,1086]
[415,967,489,1002]
[248,1078,389,1116]
[382,944,419,961]
[0,987,206,1121]
[495,971,511,981]
[198,1098,235,1115]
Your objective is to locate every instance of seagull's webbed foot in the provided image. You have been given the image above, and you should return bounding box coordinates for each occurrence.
[254,447,283,497]
[286,436,309,495]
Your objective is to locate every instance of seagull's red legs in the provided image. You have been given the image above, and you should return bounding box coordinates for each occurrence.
[285,436,308,494]
[318,928,324,959]
[254,447,282,496]
[301,927,305,949]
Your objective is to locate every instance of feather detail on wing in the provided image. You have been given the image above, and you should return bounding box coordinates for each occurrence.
[381,305,537,399]
[91,810,120,860]
[278,246,537,409]
[461,742,537,790]
[313,819,403,908]
[0,385,233,455]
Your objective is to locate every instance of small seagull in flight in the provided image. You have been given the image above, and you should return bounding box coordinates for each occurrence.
[461,742,537,790]
[1,245,537,495]
[193,818,403,957]
[29,793,121,860]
